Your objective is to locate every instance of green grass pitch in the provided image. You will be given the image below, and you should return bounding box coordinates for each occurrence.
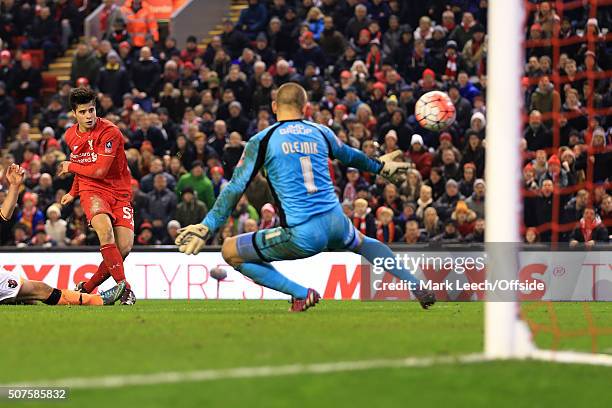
[1,301,612,407]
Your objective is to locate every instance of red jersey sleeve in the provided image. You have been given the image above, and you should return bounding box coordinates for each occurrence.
[97,126,123,158]
[68,127,122,179]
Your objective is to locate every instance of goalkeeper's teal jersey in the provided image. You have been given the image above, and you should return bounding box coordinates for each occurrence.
[202,119,383,232]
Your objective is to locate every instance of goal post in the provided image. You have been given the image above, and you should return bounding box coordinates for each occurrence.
[484,0,533,358]
[484,0,612,365]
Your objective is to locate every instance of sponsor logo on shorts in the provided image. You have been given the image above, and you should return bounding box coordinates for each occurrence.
[7,279,18,289]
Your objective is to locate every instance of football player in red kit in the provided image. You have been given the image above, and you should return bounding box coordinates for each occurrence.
[57,87,136,305]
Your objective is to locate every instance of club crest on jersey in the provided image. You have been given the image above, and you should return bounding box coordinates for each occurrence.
[236,150,246,167]
[88,139,94,150]
[104,140,112,153]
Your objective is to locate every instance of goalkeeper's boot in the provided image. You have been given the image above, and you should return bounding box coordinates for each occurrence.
[75,281,87,293]
[120,286,137,305]
[413,289,436,310]
[100,281,127,306]
[289,288,320,312]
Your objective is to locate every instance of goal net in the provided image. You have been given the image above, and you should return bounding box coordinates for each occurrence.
[485,0,612,364]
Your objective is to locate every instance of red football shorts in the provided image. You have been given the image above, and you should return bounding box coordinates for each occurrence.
[80,191,134,231]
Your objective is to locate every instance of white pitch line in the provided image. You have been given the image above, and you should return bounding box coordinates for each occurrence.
[3,354,489,390]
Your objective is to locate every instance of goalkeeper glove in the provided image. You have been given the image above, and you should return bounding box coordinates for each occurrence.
[175,224,209,255]
[378,150,410,180]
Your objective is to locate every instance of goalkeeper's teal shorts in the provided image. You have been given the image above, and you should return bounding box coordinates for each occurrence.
[236,205,360,262]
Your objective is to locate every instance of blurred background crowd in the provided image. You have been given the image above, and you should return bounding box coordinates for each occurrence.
[0,0,610,248]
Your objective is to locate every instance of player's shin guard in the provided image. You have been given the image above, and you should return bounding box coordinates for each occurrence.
[355,236,421,287]
[83,261,111,293]
[45,289,103,306]
[100,243,129,288]
[237,262,309,299]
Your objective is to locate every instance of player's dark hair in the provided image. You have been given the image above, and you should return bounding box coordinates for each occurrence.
[276,82,307,112]
[69,87,97,112]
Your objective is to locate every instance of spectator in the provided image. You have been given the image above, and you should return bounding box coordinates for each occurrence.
[237,0,268,39]
[30,224,56,247]
[562,189,589,225]
[45,204,67,246]
[12,223,30,248]
[10,53,42,115]
[462,24,486,76]
[146,174,177,240]
[122,0,159,48]
[25,6,58,66]
[569,207,609,248]
[449,12,477,49]
[175,160,215,210]
[70,43,101,86]
[131,46,161,106]
[589,127,611,184]
[162,220,181,245]
[345,4,370,42]
[404,220,425,244]
[0,81,14,145]
[451,200,476,238]
[464,218,485,243]
[210,166,228,199]
[422,206,442,239]
[375,206,400,243]
[259,203,280,230]
[432,219,461,244]
[523,110,552,151]
[244,218,259,233]
[435,179,464,221]
[140,158,176,193]
[97,50,131,107]
[466,179,486,219]
[175,187,207,228]
[320,16,346,64]
[293,31,326,74]
[136,222,159,245]
[16,192,44,234]
[530,75,561,126]
[536,179,554,242]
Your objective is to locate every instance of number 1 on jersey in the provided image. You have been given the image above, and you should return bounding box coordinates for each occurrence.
[299,156,318,194]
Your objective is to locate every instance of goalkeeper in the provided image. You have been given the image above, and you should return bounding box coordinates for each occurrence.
[176,83,435,311]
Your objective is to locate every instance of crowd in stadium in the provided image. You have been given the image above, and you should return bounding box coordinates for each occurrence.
[0,0,610,247]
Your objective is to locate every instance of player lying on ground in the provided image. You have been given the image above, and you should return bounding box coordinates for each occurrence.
[56,87,136,305]
[0,163,126,305]
[176,82,435,311]
[0,277,127,306]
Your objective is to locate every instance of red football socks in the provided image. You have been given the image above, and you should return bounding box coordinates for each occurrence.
[83,261,111,293]
[100,243,130,289]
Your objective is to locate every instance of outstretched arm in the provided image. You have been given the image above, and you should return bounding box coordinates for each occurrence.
[202,136,263,233]
[319,124,383,174]
[175,136,264,255]
[0,164,24,221]
[318,124,409,179]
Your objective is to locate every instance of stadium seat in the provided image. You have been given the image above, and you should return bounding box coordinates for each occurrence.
[11,36,26,49]
[11,104,27,128]
[42,73,58,99]
[27,50,45,69]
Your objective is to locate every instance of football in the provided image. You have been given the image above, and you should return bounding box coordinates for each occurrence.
[414,91,456,131]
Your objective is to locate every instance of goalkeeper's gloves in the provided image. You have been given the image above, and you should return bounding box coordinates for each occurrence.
[378,150,410,180]
[175,224,209,255]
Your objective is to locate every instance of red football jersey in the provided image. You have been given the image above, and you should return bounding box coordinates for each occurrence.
[65,118,132,199]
